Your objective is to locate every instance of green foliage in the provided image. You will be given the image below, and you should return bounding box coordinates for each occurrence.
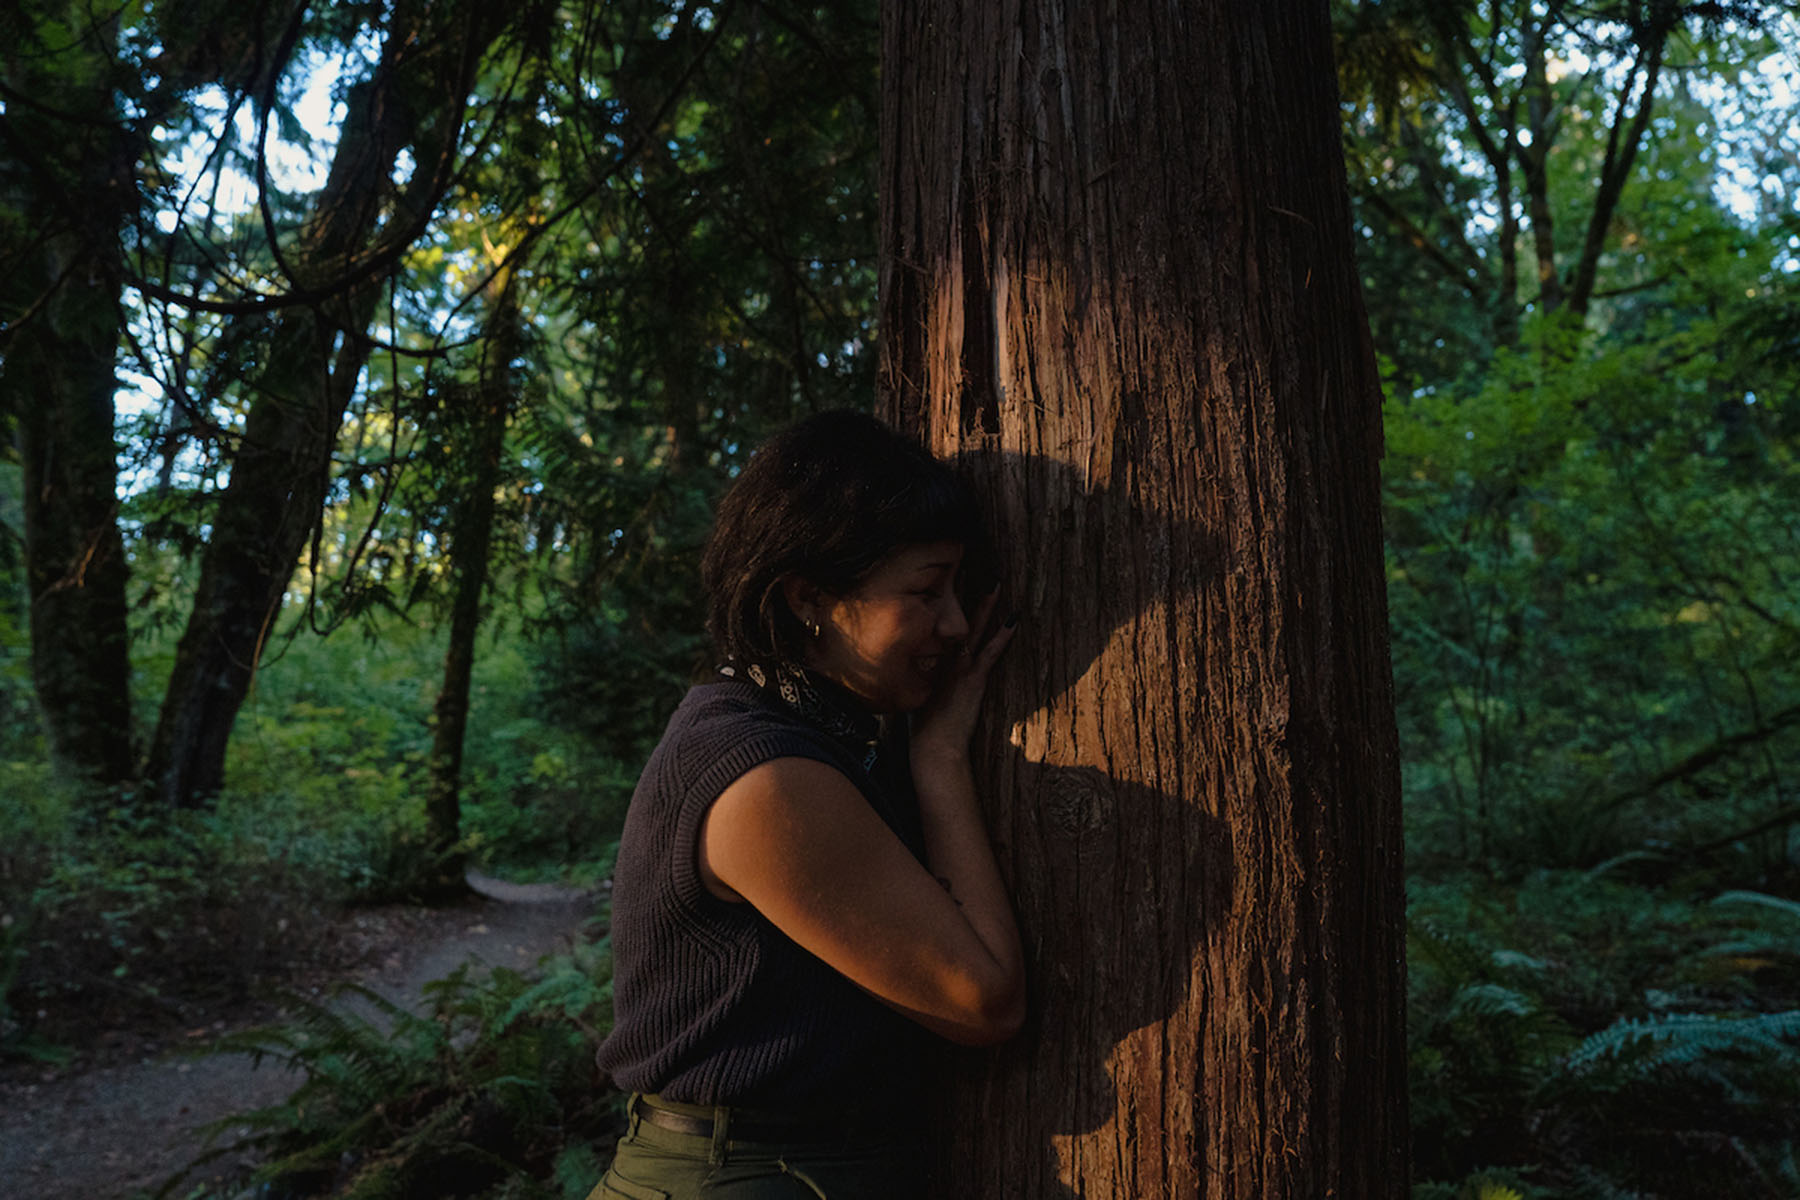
[165,935,622,1200]
[1413,1172,1541,1200]
[3,611,631,1058]
[513,409,717,767]
[1387,304,1800,877]
[216,617,633,889]
[1340,13,1800,1185]
[1,791,340,1060]
[1409,873,1800,1197]
[459,722,634,882]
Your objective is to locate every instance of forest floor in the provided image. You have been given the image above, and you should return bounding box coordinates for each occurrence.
[0,873,600,1200]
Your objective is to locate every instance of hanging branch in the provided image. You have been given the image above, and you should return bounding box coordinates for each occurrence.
[1595,700,1800,815]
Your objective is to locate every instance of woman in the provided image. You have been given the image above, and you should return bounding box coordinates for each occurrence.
[590,410,1024,1199]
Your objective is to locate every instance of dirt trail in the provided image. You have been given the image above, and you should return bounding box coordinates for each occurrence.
[0,875,599,1200]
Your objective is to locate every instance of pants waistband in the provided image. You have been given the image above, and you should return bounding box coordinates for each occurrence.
[631,1092,896,1147]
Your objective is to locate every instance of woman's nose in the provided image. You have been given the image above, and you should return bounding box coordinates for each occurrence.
[939,594,970,641]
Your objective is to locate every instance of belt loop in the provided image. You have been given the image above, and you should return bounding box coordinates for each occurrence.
[710,1103,731,1165]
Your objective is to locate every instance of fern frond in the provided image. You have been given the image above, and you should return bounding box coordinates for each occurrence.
[1489,949,1551,973]
[1566,1009,1800,1074]
[498,960,611,1031]
[1408,917,1495,985]
[1711,890,1800,922]
[1469,1183,1524,1200]
[1697,937,1800,961]
[1449,983,1540,1021]
[1564,1162,1648,1200]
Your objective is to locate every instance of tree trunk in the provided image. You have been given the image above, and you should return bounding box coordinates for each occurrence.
[1518,9,1565,314]
[2,3,136,787]
[1566,28,1666,319]
[145,1,494,806]
[880,2,1407,1197]
[424,276,519,856]
[143,83,394,807]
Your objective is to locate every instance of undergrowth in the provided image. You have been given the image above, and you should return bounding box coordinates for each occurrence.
[2,622,631,1063]
[153,933,623,1200]
[1410,872,1800,1198]
[1,789,346,1059]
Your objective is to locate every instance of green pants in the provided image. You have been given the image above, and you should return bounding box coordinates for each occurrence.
[588,1095,924,1200]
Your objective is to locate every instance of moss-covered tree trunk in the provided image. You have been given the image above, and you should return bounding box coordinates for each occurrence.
[880,1,1407,1195]
[1,3,136,787]
[146,2,495,807]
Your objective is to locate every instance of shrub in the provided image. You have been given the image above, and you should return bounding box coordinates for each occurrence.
[2,794,342,1059]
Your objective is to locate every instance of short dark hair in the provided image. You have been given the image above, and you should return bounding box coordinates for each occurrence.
[702,410,984,666]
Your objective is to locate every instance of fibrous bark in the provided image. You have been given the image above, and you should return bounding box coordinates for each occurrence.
[881,2,1407,1196]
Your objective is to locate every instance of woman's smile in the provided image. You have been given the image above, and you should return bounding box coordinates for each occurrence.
[806,541,969,714]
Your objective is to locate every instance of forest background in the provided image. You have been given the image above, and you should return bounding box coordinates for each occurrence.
[2,0,1799,1197]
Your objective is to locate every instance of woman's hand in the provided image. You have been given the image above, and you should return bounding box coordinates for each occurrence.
[910,589,1015,770]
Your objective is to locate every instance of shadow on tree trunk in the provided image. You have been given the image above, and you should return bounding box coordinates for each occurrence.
[927,450,1240,1197]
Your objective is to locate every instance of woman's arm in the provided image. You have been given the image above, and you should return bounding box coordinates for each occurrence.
[698,600,1023,1046]
[700,756,1023,1045]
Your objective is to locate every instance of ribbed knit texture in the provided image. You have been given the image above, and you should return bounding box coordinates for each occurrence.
[594,679,928,1110]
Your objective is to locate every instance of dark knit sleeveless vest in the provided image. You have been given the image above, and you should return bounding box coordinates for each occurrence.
[594,678,928,1109]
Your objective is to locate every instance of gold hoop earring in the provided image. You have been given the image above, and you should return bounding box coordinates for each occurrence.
[806,619,822,640]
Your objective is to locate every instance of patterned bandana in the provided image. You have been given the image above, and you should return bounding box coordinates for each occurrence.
[717,660,883,773]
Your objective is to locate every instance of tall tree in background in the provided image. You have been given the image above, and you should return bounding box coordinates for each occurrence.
[1,1,136,785]
[881,1,1406,1196]
[424,265,523,858]
[145,0,506,806]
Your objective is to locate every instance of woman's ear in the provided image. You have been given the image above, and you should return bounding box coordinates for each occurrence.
[780,575,824,630]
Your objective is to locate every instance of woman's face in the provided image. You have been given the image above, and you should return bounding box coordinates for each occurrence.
[808,540,969,714]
